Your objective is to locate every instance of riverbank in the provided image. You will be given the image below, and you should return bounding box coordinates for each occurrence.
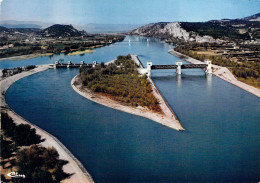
[0,53,54,61]
[0,65,94,183]
[71,56,184,131]
[68,49,94,56]
[169,49,260,98]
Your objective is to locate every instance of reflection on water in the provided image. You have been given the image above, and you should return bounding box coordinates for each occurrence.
[5,36,260,183]
[176,74,182,87]
[206,74,212,91]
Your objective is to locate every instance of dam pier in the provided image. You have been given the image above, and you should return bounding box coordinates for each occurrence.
[146,60,212,76]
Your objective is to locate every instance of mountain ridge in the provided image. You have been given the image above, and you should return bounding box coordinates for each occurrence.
[129,13,260,43]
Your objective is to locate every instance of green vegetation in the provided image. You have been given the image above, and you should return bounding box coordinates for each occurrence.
[1,112,70,182]
[79,55,161,112]
[0,25,125,58]
[175,44,260,88]
[2,65,36,77]
[16,145,70,183]
[180,22,250,40]
[1,113,42,146]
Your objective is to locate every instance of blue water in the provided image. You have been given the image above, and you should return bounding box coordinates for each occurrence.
[0,36,174,69]
[5,36,260,183]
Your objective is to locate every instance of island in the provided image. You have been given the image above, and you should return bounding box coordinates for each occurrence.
[71,54,184,131]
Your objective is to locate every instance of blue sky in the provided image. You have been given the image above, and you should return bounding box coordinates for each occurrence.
[1,0,260,25]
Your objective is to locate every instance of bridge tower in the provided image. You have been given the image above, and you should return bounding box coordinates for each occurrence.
[147,61,152,77]
[176,61,182,75]
[67,61,72,68]
[204,59,212,74]
[54,61,60,68]
[80,61,85,67]
[92,61,98,68]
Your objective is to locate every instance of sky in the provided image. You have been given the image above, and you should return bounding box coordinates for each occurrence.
[0,0,260,25]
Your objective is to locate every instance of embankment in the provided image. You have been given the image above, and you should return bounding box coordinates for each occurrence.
[71,56,184,131]
[0,65,94,183]
[169,49,260,98]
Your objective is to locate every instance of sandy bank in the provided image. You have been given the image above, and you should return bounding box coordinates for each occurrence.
[68,49,94,56]
[71,74,184,131]
[169,49,260,98]
[1,65,94,183]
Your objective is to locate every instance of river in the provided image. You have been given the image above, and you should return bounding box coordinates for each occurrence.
[3,36,260,182]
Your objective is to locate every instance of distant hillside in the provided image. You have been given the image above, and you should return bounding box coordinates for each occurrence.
[0,26,9,32]
[41,24,86,37]
[0,24,85,37]
[79,23,142,33]
[0,24,42,29]
[242,13,260,21]
[129,13,260,43]
[0,20,51,29]
[129,22,222,43]
[0,26,40,34]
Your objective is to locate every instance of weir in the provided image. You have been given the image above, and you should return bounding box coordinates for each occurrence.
[54,60,98,68]
[146,59,212,76]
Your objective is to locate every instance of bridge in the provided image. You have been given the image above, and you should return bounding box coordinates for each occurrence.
[53,57,212,76]
[54,61,98,68]
[146,60,212,76]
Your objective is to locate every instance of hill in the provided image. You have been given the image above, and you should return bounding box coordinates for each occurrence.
[0,26,9,32]
[41,24,86,37]
[0,20,50,29]
[129,13,260,43]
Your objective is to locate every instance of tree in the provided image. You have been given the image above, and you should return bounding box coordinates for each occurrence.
[13,124,42,146]
[1,136,13,159]
[42,147,59,169]
[16,145,70,183]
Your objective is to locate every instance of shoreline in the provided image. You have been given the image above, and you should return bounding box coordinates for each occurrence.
[0,53,54,61]
[71,73,184,131]
[169,49,260,98]
[0,65,94,183]
[67,49,94,56]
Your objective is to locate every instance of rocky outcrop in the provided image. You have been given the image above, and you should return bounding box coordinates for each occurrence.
[130,22,223,43]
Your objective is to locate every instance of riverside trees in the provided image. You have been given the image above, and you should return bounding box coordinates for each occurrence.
[79,55,161,112]
[175,44,260,88]
[0,113,70,182]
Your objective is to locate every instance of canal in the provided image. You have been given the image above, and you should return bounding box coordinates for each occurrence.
[4,36,260,182]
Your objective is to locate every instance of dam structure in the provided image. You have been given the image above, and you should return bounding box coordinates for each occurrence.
[54,60,98,68]
[145,60,212,76]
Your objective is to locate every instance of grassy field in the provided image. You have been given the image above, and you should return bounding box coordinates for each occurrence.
[236,77,260,89]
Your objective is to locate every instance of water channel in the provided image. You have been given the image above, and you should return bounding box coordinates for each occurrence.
[3,36,260,182]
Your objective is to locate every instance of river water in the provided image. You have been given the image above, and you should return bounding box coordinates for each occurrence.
[4,36,260,182]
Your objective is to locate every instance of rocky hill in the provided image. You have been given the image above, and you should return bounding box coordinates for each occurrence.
[130,22,223,43]
[129,13,260,43]
[41,24,86,37]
